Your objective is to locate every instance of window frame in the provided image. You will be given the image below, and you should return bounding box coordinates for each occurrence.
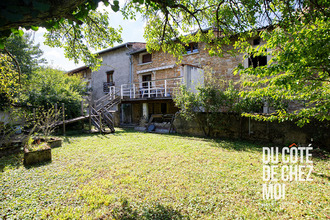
[185,43,199,54]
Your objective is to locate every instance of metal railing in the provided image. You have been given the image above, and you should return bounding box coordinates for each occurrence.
[120,77,183,99]
[103,82,115,93]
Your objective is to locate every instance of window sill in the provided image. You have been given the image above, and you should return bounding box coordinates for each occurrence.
[183,51,199,56]
[138,62,153,66]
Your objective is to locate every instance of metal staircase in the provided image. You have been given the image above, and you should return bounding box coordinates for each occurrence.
[88,88,120,133]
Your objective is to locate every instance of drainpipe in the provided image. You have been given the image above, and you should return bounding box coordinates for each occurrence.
[126,44,133,84]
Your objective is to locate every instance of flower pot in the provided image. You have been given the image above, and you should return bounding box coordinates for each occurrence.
[47,137,62,148]
[23,145,52,166]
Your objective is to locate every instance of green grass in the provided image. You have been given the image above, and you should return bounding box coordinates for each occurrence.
[0,128,329,219]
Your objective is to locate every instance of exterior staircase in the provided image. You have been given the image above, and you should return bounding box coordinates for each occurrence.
[87,88,120,133]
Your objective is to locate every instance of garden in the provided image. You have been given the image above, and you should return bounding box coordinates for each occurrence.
[1,129,329,219]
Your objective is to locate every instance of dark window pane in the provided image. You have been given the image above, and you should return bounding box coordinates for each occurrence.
[161,103,167,114]
[142,74,152,88]
[249,55,267,68]
[142,53,152,63]
[253,38,260,45]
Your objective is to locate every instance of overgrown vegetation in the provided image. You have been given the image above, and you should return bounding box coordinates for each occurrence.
[0,54,19,110]
[21,67,86,119]
[0,129,329,219]
[173,71,264,136]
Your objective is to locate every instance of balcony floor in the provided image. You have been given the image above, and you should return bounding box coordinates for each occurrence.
[121,96,173,102]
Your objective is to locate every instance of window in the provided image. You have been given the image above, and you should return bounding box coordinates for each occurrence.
[253,38,260,45]
[185,43,198,54]
[248,55,267,68]
[141,53,152,63]
[106,71,114,85]
[142,74,152,88]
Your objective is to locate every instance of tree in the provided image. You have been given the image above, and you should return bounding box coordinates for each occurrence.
[0,0,328,125]
[235,17,330,126]
[21,67,87,119]
[2,33,46,77]
[124,0,329,126]
[0,54,19,110]
[0,0,122,69]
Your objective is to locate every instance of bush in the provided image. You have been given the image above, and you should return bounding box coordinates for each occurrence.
[21,67,86,119]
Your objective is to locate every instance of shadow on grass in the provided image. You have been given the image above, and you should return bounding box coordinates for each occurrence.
[23,160,52,169]
[98,199,189,220]
[0,152,23,172]
[56,127,329,161]
[312,172,330,182]
[159,131,265,152]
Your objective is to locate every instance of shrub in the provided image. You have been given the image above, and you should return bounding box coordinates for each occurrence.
[21,67,86,119]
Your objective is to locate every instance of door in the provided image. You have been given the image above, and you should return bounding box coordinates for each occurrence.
[142,74,152,88]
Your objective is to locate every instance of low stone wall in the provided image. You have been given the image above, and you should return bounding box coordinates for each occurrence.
[173,113,330,149]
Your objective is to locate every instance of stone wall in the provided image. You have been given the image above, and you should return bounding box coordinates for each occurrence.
[132,42,243,84]
[174,113,330,149]
[92,47,131,101]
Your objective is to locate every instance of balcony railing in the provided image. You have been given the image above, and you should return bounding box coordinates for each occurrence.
[120,77,183,99]
[103,82,115,93]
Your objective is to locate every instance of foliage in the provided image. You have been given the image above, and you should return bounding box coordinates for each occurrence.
[0,0,123,70]
[2,33,46,77]
[25,137,49,152]
[235,16,330,126]
[44,9,122,69]
[173,71,239,136]
[124,0,329,126]
[0,129,329,218]
[21,67,86,119]
[0,54,19,110]
[34,106,61,138]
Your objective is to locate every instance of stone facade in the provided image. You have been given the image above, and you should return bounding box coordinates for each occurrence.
[67,42,146,102]
[131,42,244,84]
[174,113,330,148]
[91,43,145,101]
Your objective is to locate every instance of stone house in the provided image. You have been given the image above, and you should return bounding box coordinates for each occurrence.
[68,42,146,101]
[119,37,271,125]
[67,42,146,124]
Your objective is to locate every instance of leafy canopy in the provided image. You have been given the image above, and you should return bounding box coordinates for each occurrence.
[0,54,19,110]
[2,33,46,77]
[124,0,329,126]
[0,0,122,70]
[21,67,87,118]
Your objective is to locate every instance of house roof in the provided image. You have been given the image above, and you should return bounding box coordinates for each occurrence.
[66,42,146,74]
[67,66,90,75]
[129,25,273,56]
[129,48,147,55]
[97,42,146,55]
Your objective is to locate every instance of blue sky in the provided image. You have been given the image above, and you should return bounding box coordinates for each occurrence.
[33,4,146,71]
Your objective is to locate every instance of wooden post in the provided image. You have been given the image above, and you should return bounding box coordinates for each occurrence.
[99,113,102,134]
[62,103,65,135]
[81,100,84,131]
[89,101,92,132]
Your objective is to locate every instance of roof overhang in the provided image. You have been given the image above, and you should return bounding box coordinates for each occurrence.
[137,64,176,74]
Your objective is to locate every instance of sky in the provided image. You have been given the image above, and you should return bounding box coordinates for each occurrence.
[32,4,146,72]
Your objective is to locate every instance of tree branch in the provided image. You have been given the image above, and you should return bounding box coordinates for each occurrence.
[3,47,21,88]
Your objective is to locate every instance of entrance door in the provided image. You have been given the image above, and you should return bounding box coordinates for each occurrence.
[142,74,152,88]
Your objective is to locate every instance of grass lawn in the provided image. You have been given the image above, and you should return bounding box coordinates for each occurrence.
[0,128,329,219]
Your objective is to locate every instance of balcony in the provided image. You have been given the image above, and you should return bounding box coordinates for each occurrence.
[120,77,182,100]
